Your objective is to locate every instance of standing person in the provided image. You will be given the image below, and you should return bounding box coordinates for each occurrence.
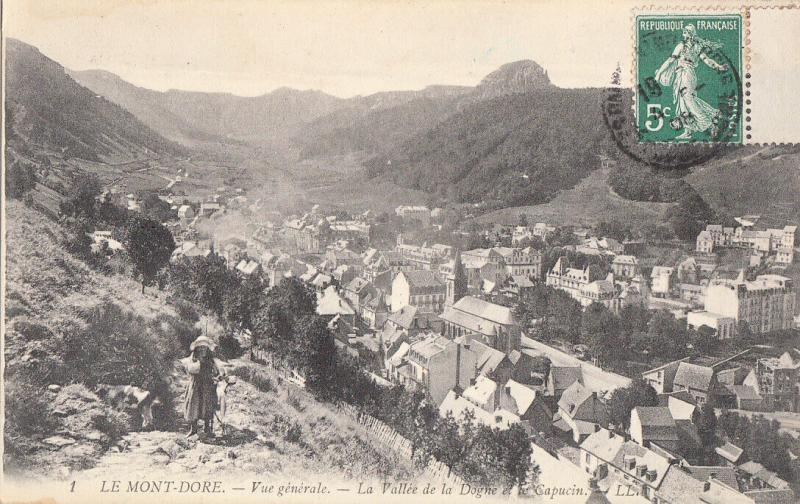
[655,24,729,140]
[183,336,224,438]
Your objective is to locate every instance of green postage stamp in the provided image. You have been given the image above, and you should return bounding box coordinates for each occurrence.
[636,14,743,143]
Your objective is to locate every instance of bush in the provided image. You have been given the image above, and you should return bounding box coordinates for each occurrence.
[4,377,57,438]
[61,217,93,258]
[169,296,200,324]
[170,317,202,354]
[92,408,130,446]
[231,365,273,393]
[13,320,54,341]
[272,414,303,443]
[286,389,305,412]
[3,378,57,468]
[219,332,243,359]
[56,303,184,430]
[5,160,37,199]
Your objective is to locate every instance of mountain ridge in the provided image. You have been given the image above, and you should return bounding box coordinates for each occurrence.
[69,68,348,147]
[5,38,184,163]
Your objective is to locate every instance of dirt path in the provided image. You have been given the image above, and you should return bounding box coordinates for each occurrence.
[73,359,419,484]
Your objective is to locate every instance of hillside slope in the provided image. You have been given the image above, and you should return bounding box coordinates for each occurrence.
[295,94,465,158]
[5,39,183,163]
[477,168,674,228]
[294,60,554,161]
[685,146,800,226]
[366,88,611,206]
[65,69,230,146]
[3,202,418,485]
[70,69,347,147]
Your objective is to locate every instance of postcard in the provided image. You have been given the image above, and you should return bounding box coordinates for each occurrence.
[3,1,800,503]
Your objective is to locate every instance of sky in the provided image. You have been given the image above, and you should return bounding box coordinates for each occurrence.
[5,0,646,98]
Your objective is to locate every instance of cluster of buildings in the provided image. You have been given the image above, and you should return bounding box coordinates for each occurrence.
[545,256,647,315]
[281,205,373,254]
[512,222,556,244]
[540,218,797,342]
[696,218,796,265]
[579,424,794,504]
[642,349,800,414]
[162,194,800,501]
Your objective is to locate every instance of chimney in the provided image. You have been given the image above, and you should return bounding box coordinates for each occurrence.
[703,481,711,492]
[594,424,601,433]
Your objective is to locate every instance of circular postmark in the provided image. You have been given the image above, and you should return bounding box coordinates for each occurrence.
[602,86,729,170]
[603,19,743,170]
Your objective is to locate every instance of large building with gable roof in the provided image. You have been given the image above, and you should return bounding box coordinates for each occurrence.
[440,296,521,353]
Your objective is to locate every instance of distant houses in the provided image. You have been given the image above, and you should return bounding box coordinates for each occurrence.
[546,257,621,314]
[395,205,431,227]
[696,222,796,264]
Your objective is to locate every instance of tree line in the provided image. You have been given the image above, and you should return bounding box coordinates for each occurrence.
[165,254,536,490]
[515,284,727,369]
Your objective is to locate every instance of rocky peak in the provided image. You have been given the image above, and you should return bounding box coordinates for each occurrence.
[475,60,553,98]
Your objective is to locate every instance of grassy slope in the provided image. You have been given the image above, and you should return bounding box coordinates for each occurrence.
[4,201,180,475]
[476,168,674,228]
[4,201,175,325]
[305,176,432,213]
[3,202,418,482]
[686,146,800,226]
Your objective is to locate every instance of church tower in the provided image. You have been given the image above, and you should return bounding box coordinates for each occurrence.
[446,248,467,306]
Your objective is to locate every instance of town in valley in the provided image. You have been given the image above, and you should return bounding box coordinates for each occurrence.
[4,5,800,503]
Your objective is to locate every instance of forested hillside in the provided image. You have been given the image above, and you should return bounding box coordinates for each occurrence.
[365,88,611,206]
[5,39,183,163]
[295,95,464,158]
[294,60,554,160]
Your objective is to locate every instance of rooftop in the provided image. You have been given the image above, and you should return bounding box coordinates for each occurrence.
[400,269,445,289]
[409,334,452,361]
[674,362,715,392]
[634,406,676,427]
[387,305,418,330]
[558,381,594,418]
[316,286,355,317]
[448,296,516,326]
[503,379,538,416]
[684,465,739,491]
[549,366,583,392]
[463,375,498,406]
[715,442,744,464]
[613,255,638,265]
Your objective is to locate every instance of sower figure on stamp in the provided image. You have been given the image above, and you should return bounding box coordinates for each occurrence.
[655,24,729,140]
[182,336,225,438]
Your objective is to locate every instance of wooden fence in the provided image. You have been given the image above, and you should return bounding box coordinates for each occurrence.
[335,403,466,488]
[249,348,465,487]
[249,348,306,387]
